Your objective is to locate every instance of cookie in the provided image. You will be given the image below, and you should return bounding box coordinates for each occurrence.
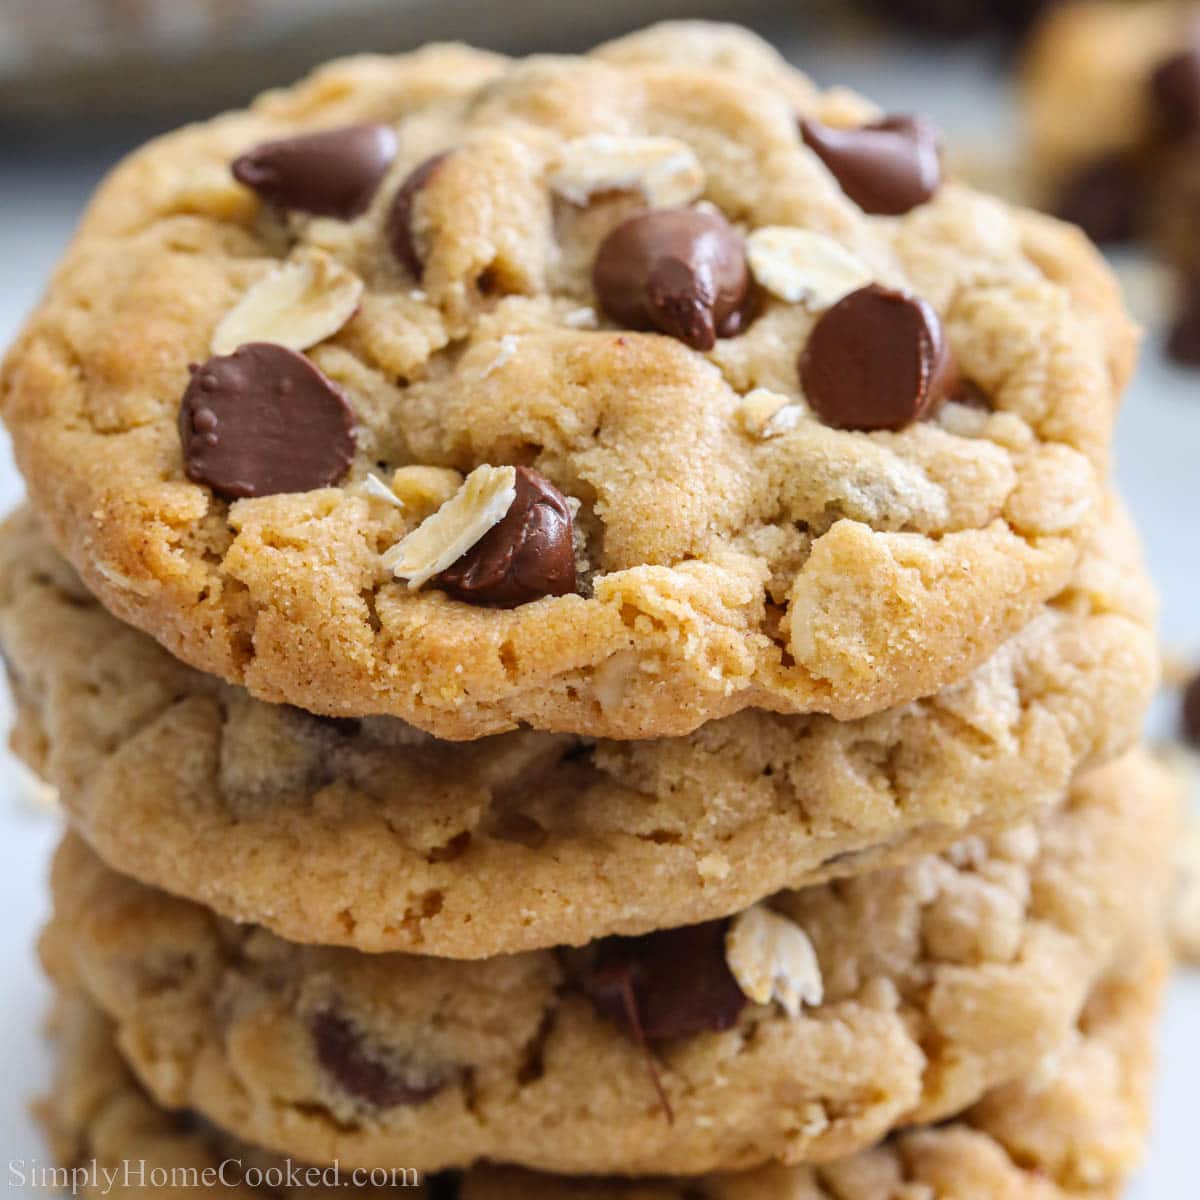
[0,497,1157,957]
[38,751,1174,1176]
[0,22,1134,739]
[1023,1,1189,211]
[39,939,1167,1198]
[471,941,1168,1200]
[1022,1,1200,358]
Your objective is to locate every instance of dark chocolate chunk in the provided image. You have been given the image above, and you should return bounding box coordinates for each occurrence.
[179,343,356,499]
[1152,44,1200,136]
[1167,276,1200,366]
[800,283,957,432]
[312,1010,447,1109]
[799,115,942,216]
[387,151,453,278]
[1183,672,1200,746]
[434,466,577,607]
[592,207,751,351]
[232,123,397,219]
[583,920,747,1042]
[1054,156,1142,245]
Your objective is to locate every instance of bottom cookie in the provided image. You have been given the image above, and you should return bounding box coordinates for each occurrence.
[39,941,1166,1199]
[37,752,1175,1177]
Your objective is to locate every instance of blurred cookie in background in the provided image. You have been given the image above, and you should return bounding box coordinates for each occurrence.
[1022,0,1200,363]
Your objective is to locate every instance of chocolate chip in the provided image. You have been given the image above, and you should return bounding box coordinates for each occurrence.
[433,466,577,607]
[799,115,942,216]
[179,343,356,499]
[799,283,957,432]
[584,920,747,1042]
[312,1010,447,1108]
[1167,276,1200,366]
[1054,156,1142,245]
[1183,672,1200,746]
[387,152,452,278]
[232,123,397,219]
[1152,45,1200,136]
[592,207,751,351]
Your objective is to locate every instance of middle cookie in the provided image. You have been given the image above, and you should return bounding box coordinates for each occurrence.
[40,751,1174,1177]
[0,495,1156,959]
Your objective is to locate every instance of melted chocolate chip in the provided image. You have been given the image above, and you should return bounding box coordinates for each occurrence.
[232,123,397,219]
[584,920,747,1042]
[1055,156,1142,244]
[800,283,957,432]
[592,207,751,351]
[800,115,942,216]
[1183,672,1200,747]
[179,343,356,499]
[387,151,452,278]
[1152,44,1200,136]
[433,466,577,607]
[312,1010,447,1109]
[1168,277,1200,366]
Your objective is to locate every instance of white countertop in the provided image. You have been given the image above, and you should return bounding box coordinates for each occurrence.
[0,23,1196,1193]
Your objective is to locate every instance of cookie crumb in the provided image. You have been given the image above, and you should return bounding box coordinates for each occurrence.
[564,306,598,329]
[734,387,793,436]
[697,853,730,882]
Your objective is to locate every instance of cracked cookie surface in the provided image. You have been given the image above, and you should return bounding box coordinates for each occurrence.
[0,497,1156,957]
[0,22,1134,738]
[39,751,1174,1176]
[40,939,1166,1197]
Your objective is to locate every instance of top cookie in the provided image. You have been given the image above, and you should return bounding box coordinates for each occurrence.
[0,22,1134,738]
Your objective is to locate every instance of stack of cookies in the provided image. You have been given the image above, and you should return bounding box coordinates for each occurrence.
[0,21,1174,1198]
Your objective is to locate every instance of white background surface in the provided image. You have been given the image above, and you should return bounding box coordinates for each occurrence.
[0,16,1196,1195]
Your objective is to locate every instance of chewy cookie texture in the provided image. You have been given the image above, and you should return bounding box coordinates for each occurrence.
[40,941,1168,1198]
[0,21,1135,738]
[39,752,1173,1176]
[0,497,1157,956]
